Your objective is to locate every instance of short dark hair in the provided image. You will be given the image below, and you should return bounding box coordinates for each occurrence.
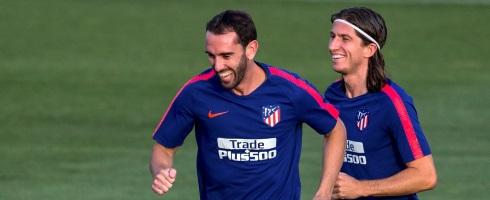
[206,10,257,47]
[331,7,388,92]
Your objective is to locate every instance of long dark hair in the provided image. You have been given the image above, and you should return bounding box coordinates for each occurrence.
[331,7,388,92]
[206,10,257,47]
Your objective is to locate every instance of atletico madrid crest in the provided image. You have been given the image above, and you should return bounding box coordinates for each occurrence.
[263,105,281,127]
[356,110,369,131]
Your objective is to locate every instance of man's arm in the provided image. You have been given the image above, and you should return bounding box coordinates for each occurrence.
[314,119,347,200]
[150,143,178,195]
[333,155,437,199]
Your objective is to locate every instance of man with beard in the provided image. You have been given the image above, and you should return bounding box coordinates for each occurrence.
[150,10,346,200]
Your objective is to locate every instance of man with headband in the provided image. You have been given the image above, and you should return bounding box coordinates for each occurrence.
[323,7,437,199]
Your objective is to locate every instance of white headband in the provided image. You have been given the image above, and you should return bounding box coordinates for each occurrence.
[334,19,381,50]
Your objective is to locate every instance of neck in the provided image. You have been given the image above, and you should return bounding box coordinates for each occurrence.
[232,61,265,96]
[342,66,368,98]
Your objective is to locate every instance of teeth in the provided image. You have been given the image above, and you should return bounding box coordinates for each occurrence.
[332,54,344,59]
[219,71,232,78]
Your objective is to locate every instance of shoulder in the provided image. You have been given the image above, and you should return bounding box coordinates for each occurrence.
[173,68,217,101]
[326,79,343,90]
[180,68,217,91]
[266,64,334,105]
[187,68,216,86]
[267,65,320,94]
[381,79,414,104]
[324,79,344,100]
[379,79,418,122]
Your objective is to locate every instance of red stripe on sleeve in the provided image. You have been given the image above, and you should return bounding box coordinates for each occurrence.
[382,84,424,159]
[152,70,216,136]
[269,67,339,119]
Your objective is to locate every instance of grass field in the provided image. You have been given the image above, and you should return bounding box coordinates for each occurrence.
[1,0,489,199]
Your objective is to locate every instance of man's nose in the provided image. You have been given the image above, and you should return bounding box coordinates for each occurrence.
[328,38,339,52]
[213,57,225,72]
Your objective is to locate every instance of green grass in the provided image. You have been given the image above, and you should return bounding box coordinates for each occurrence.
[1,0,489,199]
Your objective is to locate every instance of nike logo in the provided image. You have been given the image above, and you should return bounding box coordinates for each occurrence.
[208,111,228,118]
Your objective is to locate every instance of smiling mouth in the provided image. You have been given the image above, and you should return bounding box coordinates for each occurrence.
[331,54,345,59]
[218,70,233,82]
[219,71,232,77]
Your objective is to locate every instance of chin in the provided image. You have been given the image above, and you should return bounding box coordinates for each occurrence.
[331,66,345,74]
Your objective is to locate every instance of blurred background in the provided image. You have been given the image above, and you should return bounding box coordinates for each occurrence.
[1,0,489,199]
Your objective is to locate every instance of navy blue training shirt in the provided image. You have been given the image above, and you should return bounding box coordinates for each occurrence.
[324,79,432,200]
[154,62,339,200]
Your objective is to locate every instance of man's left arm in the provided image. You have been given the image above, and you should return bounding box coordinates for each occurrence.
[313,119,347,200]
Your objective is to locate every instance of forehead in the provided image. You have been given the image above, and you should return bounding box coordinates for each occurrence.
[331,21,357,36]
[205,31,240,47]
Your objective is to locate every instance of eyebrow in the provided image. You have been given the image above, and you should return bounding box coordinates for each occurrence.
[330,31,353,39]
[205,51,234,56]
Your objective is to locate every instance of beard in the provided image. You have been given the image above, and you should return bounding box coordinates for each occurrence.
[218,55,247,89]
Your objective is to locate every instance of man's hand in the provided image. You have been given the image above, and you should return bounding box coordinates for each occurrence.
[332,172,364,199]
[312,193,332,200]
[151,168,177,195]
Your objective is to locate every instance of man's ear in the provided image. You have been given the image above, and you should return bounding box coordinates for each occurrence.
[364,43,377,58]
[245,40,259,60]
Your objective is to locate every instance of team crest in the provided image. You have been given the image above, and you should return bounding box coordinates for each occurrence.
[356,110,369,131]
[262,105,281,127]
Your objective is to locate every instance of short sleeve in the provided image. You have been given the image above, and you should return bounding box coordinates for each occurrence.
[152,86,195,148]
[383,85,432,163]
[295,83,338,135]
